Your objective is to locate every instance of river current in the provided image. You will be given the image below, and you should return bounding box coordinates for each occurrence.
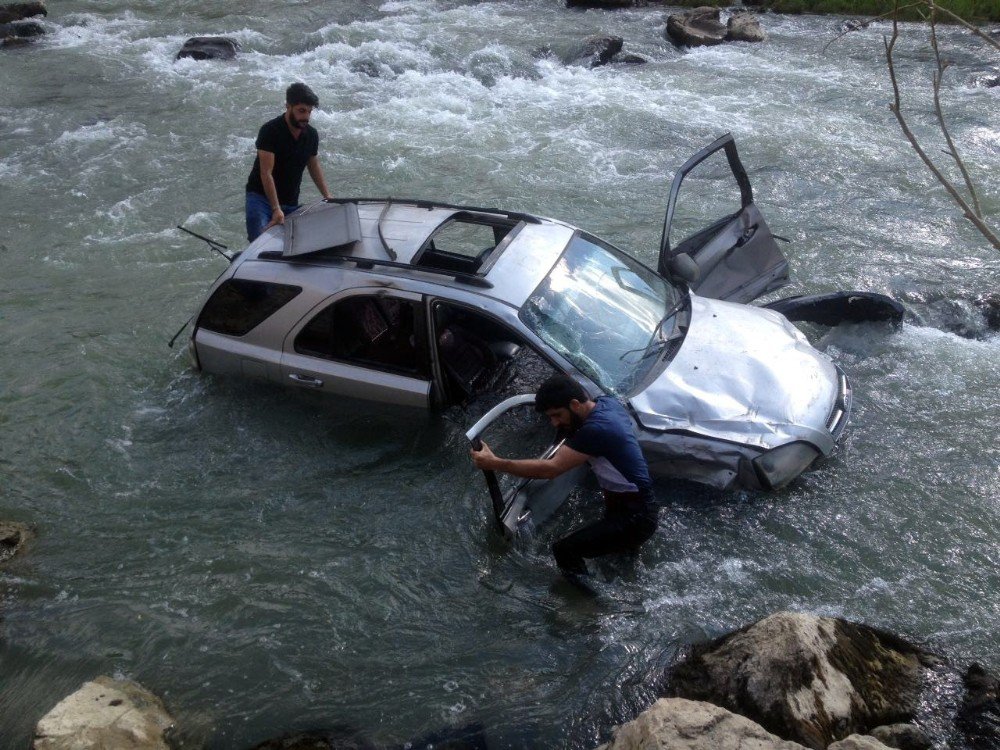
[1,1,998,748]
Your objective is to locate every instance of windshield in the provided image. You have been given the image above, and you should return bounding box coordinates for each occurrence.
[520,233,684,395]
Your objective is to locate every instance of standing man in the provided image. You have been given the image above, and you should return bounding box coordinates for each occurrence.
[471,374,658,579]
[245,82,333,242]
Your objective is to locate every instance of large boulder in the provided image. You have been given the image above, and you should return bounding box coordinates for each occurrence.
[0,520,33,564]
[33,676,174,750]
[176,35,241,61]
[0,0,45,23]
[597,697,809,749]
[666,612,937,749]
[727,11,766,42]
[665,7,727,47]
[956,663,1000,749]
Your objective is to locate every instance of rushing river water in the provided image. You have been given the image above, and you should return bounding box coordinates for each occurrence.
[1,1,998,747]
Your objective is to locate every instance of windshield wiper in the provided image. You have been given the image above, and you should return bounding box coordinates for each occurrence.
[619,291,690,363]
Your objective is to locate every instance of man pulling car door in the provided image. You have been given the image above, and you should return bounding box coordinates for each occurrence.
[470,374,658,580]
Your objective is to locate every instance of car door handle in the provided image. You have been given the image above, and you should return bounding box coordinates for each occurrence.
[735,223,758,248]
[288,373,324,387]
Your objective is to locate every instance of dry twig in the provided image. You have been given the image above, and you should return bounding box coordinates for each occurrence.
[883,3,1000,249]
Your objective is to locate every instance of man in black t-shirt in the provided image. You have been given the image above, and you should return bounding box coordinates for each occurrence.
[245,82,333,242]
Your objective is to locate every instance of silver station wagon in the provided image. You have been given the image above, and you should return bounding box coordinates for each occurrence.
[187,135,860,512]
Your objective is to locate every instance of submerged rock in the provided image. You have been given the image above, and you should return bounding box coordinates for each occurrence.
[247,727,376,749]
[566,0,634,8]
[0,0,45,23]
[0,18,44,47]
[597,697,809,749]
[666,612,938,749]
[33,676,174,750]
[176,35,241,61]
[568,35,624,67]
[0,520,32,564]
[956,663,1000,749]
[970,70,1000,87]
[975,293,1000,330]
[870,722,932,750]
[827,736,894,750]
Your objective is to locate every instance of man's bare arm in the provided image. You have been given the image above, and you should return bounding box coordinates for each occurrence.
[307,155,332,200]
[258,150,285,227]
[471,441,589,480]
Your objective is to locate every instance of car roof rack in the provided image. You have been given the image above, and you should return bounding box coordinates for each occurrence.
[257,250,494,289]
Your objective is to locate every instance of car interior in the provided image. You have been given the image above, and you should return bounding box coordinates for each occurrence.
[432,303,523,404]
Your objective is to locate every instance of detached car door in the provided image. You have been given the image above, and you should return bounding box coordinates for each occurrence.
[280,289,433,408]
[466,395,588,539]
[659,133,789,304]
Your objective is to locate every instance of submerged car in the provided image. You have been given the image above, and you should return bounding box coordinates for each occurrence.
[186,135,873,517]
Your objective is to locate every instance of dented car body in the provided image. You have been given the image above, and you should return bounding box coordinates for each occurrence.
[186,134,855,510]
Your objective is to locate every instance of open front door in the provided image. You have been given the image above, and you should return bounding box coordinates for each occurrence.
[660,134,789,304]
[466,395,588,539]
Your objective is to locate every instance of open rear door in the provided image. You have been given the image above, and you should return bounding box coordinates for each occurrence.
[660,134,789,304]
[466,395,587,539]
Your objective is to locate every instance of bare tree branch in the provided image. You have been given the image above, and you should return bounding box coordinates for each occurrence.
[821,2,924,54]
[884,15,1000,250]
[928,7,983,218]
[925,0,1000,53]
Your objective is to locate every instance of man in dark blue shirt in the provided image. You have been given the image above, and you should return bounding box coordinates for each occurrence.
[245,82,332,241]
[471,374,657,578]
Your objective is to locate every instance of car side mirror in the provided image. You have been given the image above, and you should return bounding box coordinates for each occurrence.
[667,252,700,284]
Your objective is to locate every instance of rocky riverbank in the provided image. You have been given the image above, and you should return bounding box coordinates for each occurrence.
[14,590,999,749]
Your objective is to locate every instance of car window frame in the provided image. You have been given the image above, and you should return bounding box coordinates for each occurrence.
[289,289,432,380]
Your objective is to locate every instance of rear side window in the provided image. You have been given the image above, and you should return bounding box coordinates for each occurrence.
[295,295,423,376]
[197,279,301,336]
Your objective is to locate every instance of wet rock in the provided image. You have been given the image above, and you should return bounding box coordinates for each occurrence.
[1,19,43,36]
[971,71,1000,87]
[567,35,624,67]
[841,18,872,32]
[666,7,727,47]
[614,52,649,64]
[176,35,241,61]
[566,0,634,8]
[727,11,766,42]
[975,293,1000,330]
[0,520,32,564]
[827,736,894,750]
[870,723,932,750]
[247,727,376,749]
[33,676,174,750]
[0,0,45,23]
[0,18,43,46]
[597,697,809,749]
[666,612,937,749]
[956,663,1000,749]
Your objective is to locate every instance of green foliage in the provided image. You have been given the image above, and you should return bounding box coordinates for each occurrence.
[665,0,1000,22]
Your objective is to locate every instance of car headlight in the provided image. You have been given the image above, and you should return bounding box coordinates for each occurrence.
[753,442,820,490]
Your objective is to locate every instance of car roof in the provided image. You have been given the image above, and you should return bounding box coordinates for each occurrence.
[236,198,577,308]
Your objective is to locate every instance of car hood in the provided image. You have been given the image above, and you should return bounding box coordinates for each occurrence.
[629,295,840,452]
